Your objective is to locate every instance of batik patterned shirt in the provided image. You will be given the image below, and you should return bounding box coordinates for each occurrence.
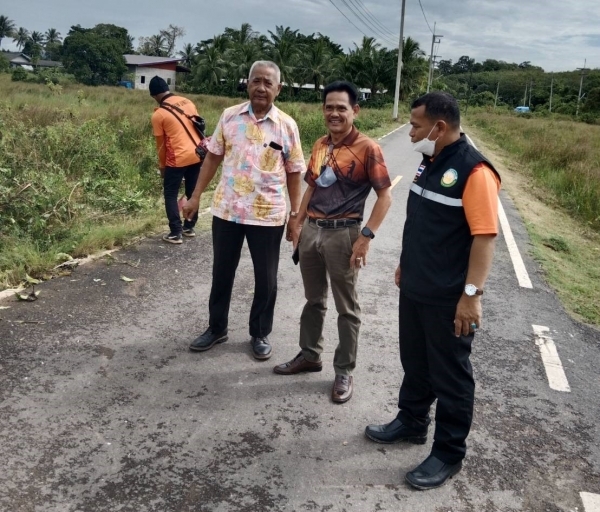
[206,102,306,226]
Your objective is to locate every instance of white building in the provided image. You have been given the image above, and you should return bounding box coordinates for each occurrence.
[123,55,190,91]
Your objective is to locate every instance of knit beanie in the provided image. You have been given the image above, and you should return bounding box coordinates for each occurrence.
[149,76,169,96]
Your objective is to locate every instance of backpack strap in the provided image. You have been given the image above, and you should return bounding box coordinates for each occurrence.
[160,104,200,146]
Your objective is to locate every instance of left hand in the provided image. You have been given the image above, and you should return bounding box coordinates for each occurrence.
[454,295,482,337]
[286,217,302,248]
[349,235,370,270]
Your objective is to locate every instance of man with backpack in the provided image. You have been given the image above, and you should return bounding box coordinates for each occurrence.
[150,75,204,244]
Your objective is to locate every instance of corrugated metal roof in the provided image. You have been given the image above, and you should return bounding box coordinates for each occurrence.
[124,54,183,66]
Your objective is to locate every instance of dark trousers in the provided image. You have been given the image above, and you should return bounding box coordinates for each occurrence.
[209,216,284,338]
[163,163,201,235]
[397,292,475,465]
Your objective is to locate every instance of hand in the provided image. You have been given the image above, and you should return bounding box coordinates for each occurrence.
[183,196,200,221]
[349,235,370,270]
[395,265,401,288]
[454,295,482,337]
[286,217,302,248]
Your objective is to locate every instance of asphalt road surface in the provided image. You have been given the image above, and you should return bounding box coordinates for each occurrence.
[1,126,599,512]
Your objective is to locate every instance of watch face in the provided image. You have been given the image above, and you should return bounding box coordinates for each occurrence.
[465,284,477,296]
[361,227,374,239]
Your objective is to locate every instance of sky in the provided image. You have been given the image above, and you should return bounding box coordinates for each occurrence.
[2,0,599,72]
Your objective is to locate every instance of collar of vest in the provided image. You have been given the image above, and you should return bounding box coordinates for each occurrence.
[427,134,469,163]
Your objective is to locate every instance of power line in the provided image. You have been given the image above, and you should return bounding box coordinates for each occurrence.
[327,0,373,40]
[339,0,399,46]
[417,0,434,34]
[351,0,400,40]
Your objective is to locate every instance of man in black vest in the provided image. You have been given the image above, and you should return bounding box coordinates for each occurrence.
[365,92,501,490]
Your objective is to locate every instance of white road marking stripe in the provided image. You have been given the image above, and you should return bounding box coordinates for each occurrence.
[390,176,403,190]
[498,199,533,288]
[463,129,533,289]
[378,123,407,140]
[532,325,571,392]
[581,492,600,511]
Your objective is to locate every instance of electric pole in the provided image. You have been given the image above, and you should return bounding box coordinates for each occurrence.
[427,23,443,93]
[523,82,528,106]
[528,79,533,107]
[494,82,500,109]
[576,59,588,117]
[392,0,406,120]
[549,74,554,113]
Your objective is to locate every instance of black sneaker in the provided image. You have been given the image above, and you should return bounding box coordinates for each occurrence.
[162,233,182,244]
[189,328,228,352]
[182,228,196,237]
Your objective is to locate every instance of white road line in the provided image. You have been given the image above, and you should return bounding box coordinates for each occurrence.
[378,123,407,140]
[498,199,533,288]
[581,492,600,511]
[532,325,571,393]
[390,176,403,190]
[463,130,533,289]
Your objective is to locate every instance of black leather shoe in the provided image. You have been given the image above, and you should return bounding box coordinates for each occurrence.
[250,336,272,360]
[365,418,427,444]
[189,328,228,352]
[405,455,462,490]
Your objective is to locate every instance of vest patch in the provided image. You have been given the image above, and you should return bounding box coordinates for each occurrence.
[413,163,426,183]
[441,169,458,188]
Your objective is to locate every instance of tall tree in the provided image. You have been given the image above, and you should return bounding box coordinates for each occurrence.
[13,26,29,50]
[195,44,227,86]
[0,15,16,49]
[267,26,300,87]
[44,28,62,45]
[299,37,332,93]
[92,24,134,54]
[178,42,195,68]
[160,25,185,57]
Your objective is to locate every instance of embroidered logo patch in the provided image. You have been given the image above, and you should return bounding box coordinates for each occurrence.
[441,169,458,188]
[413,163,426,183]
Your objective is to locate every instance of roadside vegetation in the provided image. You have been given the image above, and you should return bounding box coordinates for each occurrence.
[465,110,600,326]
[0,75,402,290]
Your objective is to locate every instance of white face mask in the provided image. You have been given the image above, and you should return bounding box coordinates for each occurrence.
[412,125,438,156]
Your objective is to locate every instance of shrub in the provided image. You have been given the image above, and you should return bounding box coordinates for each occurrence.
[11,67,29,82]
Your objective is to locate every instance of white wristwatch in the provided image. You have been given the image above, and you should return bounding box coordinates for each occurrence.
[464,284,483,297]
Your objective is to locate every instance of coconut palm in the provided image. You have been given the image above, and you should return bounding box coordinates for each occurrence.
[44,28,62,45]
[299,37,332,93]
[267,26,300,87]
[195,44,227,86]
[13,26,29,50]
[178,42,195,68]
[29,31,44,45]
[0,15,16,49]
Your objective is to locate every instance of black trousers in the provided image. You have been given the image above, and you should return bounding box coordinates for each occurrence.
[209,216,285,338]
[397,292,475,465]
[163,163,201,235]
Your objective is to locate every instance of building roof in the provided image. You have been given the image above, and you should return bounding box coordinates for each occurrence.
[2,52,30,62]
[124,54,184,67]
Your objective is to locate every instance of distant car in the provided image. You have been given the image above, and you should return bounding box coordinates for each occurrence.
[514,106,530,113]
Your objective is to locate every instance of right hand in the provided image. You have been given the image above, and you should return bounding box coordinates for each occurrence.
[395,265,401,288]
[183,196,200,221]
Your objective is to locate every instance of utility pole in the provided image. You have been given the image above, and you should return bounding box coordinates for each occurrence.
[523,82,528,106]
[494,82,500,109]
[549,74,554,113]
[528,79,533,107]
[426,23,443,93]
[392,0,406,120]
[576,59,588,117]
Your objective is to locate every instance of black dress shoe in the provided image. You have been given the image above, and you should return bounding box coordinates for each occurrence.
[405,455,462,490]
[250,336,272,360]
[189,328,228,352]
[365,418,427,444]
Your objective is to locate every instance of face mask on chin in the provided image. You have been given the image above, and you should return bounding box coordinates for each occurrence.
[412,124,438,156]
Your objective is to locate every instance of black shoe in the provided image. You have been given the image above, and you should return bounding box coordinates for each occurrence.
[405,455,462,490]
[162,233,183,244]
[189,328,228,352]
[250,336,272,360]
[182,228,196,237]
[365,418,427,444]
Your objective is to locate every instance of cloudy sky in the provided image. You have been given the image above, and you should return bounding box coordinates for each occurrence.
[3,0,599,72]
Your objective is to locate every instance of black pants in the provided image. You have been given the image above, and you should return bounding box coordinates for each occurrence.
[209,216,285,338]
[163,163,201,235]
[397,292,475,465]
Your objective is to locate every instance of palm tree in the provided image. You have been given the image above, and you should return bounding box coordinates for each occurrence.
[0,15,16,49]
[298,37,332,94]
[399,36,427,99]
[44,28,62,44]
[29,31,44,45]
[13,26,29,50]
[195,44,227,86]
[267,26,300,88]
[148,34,167,56]
[178,43,195,68]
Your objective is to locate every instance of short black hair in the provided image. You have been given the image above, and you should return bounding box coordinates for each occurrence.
[323,81,359,106]
[411,92,460,129]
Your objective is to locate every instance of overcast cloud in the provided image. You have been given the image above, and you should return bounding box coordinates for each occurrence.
[3,0,599,72]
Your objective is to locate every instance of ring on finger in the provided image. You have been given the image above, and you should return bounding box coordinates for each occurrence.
[470,322,478,330]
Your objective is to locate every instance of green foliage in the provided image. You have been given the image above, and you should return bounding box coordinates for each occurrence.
[0,53,9,73]
[11,66,28,82]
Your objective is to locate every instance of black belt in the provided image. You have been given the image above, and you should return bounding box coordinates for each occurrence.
[308,218,360,229]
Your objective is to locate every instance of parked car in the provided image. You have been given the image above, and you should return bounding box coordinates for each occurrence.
[514,106,531,113]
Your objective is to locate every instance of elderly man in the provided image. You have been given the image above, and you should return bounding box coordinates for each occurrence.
[273,81,392,404]
[183,61,306,360]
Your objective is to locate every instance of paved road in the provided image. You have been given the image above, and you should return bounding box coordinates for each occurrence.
[1,126,599,512]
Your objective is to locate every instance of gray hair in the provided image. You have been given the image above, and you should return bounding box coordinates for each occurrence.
[249,61,281,83]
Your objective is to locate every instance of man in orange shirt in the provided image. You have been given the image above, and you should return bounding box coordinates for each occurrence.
[150,76,202,244]
[365,92,501,490]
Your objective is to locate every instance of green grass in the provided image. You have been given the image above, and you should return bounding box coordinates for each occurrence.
[0,74,403,290]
